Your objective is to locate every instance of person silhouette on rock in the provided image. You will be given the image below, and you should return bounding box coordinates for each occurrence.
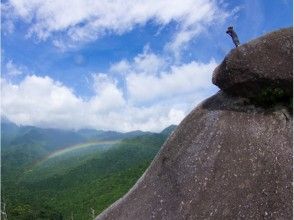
[226,26,240,47]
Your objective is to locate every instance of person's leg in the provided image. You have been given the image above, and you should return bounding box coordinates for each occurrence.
[233,37,240,47]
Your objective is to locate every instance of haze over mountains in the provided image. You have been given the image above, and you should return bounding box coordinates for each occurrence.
[1,118,176,219]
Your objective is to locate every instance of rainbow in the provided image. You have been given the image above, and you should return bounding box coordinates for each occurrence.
[30,140,119,170]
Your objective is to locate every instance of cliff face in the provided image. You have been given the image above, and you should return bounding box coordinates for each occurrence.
[96,28,293,220]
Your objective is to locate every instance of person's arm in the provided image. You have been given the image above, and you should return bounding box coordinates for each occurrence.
[226,30,232,36]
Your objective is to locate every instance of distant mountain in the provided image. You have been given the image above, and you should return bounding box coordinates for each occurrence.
[77,128,103,138]
[77,129,153,141]
[1,119,20,146]
[1,115,14,124]
[160,124,177,136]
[1,120,155,151]
[1,120,175,168]
[1,122,177,219]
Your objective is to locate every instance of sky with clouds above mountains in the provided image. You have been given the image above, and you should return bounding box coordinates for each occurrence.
[1,0,292,131]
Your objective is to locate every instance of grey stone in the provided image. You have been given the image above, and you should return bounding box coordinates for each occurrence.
[96,92,292,220]
[212,27,293,98]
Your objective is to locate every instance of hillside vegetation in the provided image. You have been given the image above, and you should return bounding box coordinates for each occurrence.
[1,120,176,219]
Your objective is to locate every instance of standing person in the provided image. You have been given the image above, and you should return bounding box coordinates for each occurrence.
[226,26,240,47]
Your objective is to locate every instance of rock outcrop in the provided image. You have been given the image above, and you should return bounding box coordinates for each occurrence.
[212,27,293,99]
[96,28,293,220]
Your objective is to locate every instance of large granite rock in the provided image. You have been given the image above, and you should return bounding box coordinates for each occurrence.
[96,92,292,220]
[96,28,293,220]
[212,27,293,98]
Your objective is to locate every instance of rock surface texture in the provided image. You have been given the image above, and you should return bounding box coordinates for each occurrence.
[96,28,293,220]
[212,27,293,98]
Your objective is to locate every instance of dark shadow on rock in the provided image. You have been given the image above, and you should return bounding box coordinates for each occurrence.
[201,91,292,116]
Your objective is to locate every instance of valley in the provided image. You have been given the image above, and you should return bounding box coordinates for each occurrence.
[1,120,176,219]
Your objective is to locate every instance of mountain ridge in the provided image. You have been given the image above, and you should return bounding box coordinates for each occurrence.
[1,120,177,219]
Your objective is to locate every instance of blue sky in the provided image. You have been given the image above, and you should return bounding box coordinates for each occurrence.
[1,0,293,131]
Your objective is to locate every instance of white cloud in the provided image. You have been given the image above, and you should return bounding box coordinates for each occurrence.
[3,0,228,53]
[1,76,84,129]
[5,60,23,76]
[110,60,131,75]
[0,1,242,131]
[1,74,190,131]
[110,46,167,76]
[1,3,16,34]
[126,59,217,103]
[89,73,125,112]
[107,49,218,104]
[1,49,218,132]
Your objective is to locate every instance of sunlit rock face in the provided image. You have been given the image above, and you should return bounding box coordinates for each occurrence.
[96,28,293,220]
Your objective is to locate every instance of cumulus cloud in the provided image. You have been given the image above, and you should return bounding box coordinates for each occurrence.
[108,49,217,104]
[1,76,84,128]
[5,60,23,76]
[1,74,189,131]
[126,59,217,103]
[1,49,218,131]
[1,3,16,34]
[89,74,125,112]
[110,46,167,76]
[2,0,228,53]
